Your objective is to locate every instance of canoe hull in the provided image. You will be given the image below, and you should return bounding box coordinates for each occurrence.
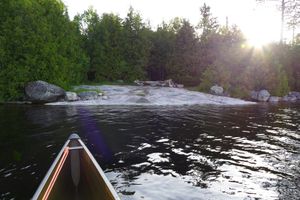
[32,134,120,200]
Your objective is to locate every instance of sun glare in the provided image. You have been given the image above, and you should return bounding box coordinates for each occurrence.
[243,4,280,48]
[248,38,265,48]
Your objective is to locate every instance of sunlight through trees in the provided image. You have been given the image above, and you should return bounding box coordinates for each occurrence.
[0,1,299,101]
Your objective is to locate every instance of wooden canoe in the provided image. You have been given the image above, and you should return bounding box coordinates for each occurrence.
[32,134,120,200]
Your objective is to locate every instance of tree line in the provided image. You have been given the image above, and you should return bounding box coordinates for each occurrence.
[0,0,299,101]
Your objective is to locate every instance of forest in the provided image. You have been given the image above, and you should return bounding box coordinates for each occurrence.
[0,0,299,101]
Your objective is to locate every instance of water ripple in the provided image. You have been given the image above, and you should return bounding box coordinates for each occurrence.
[0,104,300,199]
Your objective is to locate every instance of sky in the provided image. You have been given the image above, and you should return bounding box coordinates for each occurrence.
[62,0,288,45]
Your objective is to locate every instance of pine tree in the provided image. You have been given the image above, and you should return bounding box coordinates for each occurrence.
[167,20,200,85]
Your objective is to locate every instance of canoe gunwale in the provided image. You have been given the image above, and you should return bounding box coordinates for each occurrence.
[78,139,120,200]
[32,139,71,200]
[31,135,120,200]
[68,146,84,150]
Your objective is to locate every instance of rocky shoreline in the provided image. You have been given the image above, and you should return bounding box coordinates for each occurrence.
[250,89,300,103]
[5,80,300,106]
[46,85,254,106]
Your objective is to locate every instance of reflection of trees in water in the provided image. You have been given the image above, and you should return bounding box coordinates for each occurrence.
[25,105,78,127]
[0,105,34,164]
[0,105,81,199]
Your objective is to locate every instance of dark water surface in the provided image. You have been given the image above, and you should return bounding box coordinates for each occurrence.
[0,104,299,200]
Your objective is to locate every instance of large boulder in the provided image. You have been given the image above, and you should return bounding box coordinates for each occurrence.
[282,95,297,102]
[210,85,224,96]
[65,92,79,101]
[165,79,176,87]
[288,91,300,100]
[251,90,270,102]
[77,91,98,100]
[25,81,65,103]
[257,90,270,102]
[281,91,300,102]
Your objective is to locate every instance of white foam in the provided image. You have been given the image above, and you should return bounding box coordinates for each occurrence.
[47,85,255,106]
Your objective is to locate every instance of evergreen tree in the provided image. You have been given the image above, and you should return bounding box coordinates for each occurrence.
[286,44,300,91]
[198,3,219,76]
[97,14,126,81]
[198,3,219,40]
[0,1,299,101]
[167,20,200,85]
[0,0,87,100]
[146,22,176,80]
[121,7,151,81]
[76,8,102,81]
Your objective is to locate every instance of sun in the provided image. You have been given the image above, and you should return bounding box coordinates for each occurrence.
[244,19,278,48]
[247,36,268,49]
[242,4,280,48]
[248,38,264,48]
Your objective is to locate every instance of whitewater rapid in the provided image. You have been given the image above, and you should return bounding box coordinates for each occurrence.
[47,85,255,106]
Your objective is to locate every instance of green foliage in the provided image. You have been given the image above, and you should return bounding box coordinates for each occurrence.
[121,7,151,81]
[71,88,103,94]
[229,86,249,99]
[243,44,290,96]
[273,64,290,96]
[198,3,219,40]
[146,22,176,80]
[197,4,221,77]
[286,44,300,91]
[167,20,201,86]
[198,25,247,95]
[77,7,151,82]
[1,1,299,101]
[197,66,215,92]
[0,0,88,100]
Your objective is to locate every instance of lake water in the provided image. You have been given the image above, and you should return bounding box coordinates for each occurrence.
[0,104,299,200]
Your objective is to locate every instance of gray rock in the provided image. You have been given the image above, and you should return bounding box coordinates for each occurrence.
[288,91,300,100]
[250,91,258,100]
[134,80,144,86]
[282,95,297,102]
[65,92,78,101]
[250,90,270,102]
[150,81,160,87]
[25,80,65,103]
[77,91,98,100]
[210,85,224,95]
[282,96,288,101]
[102,96,108,100]
[268,96,281,103]
[134,79,177,88]
[262,181,272,188]
[166,79,176,87]
[257,90,270,102]
[134,89,147,96]
[136,97,150,103]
